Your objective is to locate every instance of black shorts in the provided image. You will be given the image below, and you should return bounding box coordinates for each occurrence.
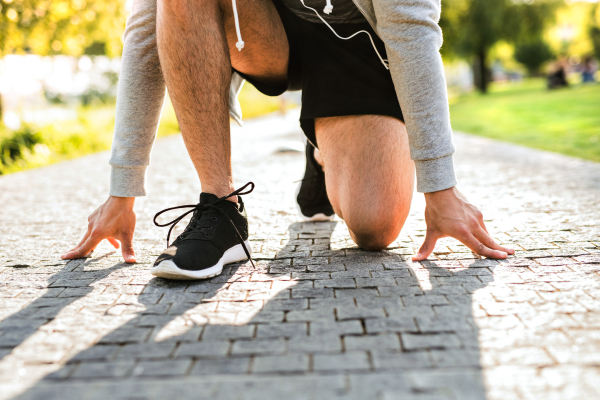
[235,0,404,147]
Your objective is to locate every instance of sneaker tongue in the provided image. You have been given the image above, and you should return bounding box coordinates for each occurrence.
[199,192,239,209]
[199,192,220,204]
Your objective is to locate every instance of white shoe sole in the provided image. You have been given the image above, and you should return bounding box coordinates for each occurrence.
[151,240,252,280]
[295,182,335,222]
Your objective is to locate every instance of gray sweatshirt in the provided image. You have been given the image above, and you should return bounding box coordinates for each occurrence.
[109,0,457,196]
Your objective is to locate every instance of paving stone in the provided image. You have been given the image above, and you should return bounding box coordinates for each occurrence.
[252,354,309,373]
[116,342,176,360]
[290,288,334,299]
[311,320,363,336]
[371,349,433,370]
[314,279,355,289]
[336,305,386,320]
[202,324,255,340]
[401,333,462,350]
[231,338,286,355]
[286,308,334,321]
[190,357,250,375]
[72,361,135,378]
[262,298,308,311]
[70,345,120,362]
[287,335,342,353]
[132,359,192,377]
[313,351,370,371]
[256,322,308,338]
[98,328,153,344]
[175,341,230,358]
[344,333,401,351]
[365,317,418,334]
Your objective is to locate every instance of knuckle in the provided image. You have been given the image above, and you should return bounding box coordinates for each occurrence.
[90,228,102,238]
[457,226,470,237]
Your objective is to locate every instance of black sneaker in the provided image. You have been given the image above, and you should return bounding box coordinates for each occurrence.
[296,142,334,221]
[151,183,255,280]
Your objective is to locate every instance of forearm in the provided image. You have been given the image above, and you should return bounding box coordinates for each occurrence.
[109,0,166,197]
[372,0,457,193]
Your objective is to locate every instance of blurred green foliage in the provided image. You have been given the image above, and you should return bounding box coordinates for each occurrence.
[0,0,125,57]
[514,40,554,76]
[440,0,562,92]
[0,102,177,175]
[0,84,293,174]
[591,3,600,60]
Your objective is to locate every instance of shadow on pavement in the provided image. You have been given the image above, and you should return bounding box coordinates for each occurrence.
[0,255,132,366]
[8,222,490,399]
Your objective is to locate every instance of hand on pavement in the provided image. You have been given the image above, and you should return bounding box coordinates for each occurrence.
[61,196,137,263]
[412,186,514,261]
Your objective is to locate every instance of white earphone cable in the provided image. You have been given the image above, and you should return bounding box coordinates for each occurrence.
[231,0,389,70]
[299,0,389,70]
[232,0,245,50]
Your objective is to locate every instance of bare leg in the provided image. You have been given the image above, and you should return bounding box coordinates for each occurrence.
[315,115,415,250]
[156,0,288,198]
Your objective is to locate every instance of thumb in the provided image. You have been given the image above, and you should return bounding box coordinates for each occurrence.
[120,236,136,263]
[412,230,439,261]
[107,238,120,249]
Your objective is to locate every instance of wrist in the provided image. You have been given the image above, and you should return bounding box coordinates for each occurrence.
[424,186,455,200]
[109,195,136,209]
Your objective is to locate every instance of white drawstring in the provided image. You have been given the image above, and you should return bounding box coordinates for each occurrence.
[232,0,245,50]
[300,0,389,70]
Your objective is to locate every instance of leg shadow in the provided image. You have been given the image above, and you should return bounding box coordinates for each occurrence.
[11,223,493,400]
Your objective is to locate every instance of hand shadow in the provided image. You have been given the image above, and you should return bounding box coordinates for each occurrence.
[10,222,492,400]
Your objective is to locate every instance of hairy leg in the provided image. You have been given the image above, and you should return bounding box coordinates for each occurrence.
[156,0,288,198]
[315,115,415,250]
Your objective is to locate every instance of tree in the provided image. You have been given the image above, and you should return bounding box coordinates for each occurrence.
[440,0,562,93]
[514,39,554,76]
[0,0,127,119]
[591,3,600,60]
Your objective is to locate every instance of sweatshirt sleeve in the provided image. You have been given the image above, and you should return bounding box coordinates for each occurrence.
[108,0,166,197]
[370,0,457,193]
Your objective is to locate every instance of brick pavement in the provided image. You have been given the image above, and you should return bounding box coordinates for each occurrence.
[0,110,599,399]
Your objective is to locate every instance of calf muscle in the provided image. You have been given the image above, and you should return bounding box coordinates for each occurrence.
[156,0,288,198]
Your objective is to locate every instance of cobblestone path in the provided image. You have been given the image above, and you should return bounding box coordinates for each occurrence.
[1,110,599,399]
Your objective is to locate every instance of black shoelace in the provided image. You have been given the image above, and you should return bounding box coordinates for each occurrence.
[153,182,255,267]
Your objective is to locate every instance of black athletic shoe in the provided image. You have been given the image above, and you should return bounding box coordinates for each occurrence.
[151,183,255,280]
[296,142,334,221]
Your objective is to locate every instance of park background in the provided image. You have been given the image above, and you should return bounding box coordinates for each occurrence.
[0,0,599,174]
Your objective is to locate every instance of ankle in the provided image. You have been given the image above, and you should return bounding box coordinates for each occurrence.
[202,184,238,203]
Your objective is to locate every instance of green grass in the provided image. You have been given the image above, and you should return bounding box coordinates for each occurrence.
[0,84,293,175]
[0,101,180,175]
[449,79,600,162]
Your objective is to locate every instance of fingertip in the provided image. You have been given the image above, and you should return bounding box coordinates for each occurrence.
[495,251,508,259]
[412,253,424,261]
[124,255,136,263]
